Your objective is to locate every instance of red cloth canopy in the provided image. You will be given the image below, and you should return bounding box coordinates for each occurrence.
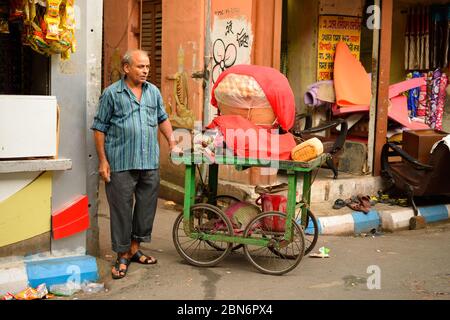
[211,65,296,131]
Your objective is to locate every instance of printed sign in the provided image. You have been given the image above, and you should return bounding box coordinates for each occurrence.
[317,15,362,81]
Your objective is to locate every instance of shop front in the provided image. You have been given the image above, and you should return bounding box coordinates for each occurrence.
[0,0,103,294]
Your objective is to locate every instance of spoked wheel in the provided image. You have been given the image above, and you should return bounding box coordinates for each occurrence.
[269,208,318,259]
[172,204,233,267]
[295,207,319,255]
[243,212,305,275]
[206,195,244,252]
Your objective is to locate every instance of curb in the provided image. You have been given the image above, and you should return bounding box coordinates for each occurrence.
[305,204,450,236]
[0,255,98,296]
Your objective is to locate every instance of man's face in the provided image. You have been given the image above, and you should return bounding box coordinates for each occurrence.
[124,52,150,85]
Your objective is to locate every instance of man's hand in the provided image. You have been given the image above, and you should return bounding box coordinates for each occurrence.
[99,160,111,183]
[170,144,184,157]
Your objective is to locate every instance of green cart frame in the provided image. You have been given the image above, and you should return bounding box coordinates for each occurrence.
[171,153,327,275]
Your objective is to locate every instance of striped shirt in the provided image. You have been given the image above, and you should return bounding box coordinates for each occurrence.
[91,78,168,172]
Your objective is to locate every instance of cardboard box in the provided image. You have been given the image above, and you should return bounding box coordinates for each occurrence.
[402,129,447,164]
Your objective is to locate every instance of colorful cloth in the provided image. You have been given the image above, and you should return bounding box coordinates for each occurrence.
[304,80,335,106]
[417,72,428,117]
[436,73,448,130]
[428,69,442,128]
[406,71,421,118]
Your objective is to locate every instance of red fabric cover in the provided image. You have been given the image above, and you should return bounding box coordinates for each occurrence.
[207,115,296,160]
[210,65,296,131]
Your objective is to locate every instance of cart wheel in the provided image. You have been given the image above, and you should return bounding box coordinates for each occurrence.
[243,212,305,275]
[172,203,233,267]
[269,209,318,259]
[207,195,244,252]
[296,208,319,255]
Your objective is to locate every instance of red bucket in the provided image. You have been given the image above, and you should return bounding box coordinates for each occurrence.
[256,194,287,232]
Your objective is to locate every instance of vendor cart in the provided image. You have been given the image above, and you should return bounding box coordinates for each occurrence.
[171,153,327,275]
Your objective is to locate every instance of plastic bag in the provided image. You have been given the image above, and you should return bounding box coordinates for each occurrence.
[49,281,81,297]
[81,281,105,294]
[214,74,271,110]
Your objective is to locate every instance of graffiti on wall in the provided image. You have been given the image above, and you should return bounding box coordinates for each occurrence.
[211,11,253,84]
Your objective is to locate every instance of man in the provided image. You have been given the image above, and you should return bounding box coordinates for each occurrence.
[92,49,177,279]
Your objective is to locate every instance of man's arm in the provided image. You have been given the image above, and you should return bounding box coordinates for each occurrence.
[159,119,177,150]
[93,130,110,182]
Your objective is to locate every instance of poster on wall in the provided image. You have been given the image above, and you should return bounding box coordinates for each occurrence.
[208,0,254,123]
[211,0,254,84]
[317,15,362,81]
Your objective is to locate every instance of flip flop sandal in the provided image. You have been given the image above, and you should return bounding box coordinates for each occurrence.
[332,198,347,210]
[131,250,158,265]
[112,256,130,280]
[358,195,372,212]
[347,201,370,214]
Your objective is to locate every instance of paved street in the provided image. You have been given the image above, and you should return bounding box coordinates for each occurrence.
[77,188,450,301]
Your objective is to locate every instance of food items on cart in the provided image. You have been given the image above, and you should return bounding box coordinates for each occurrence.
[192,129,222,161]
[211,64,296,131]
[291,137,324,162]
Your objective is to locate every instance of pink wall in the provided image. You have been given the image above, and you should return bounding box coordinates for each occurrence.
[160,0,205,123]
[103,0,140,88]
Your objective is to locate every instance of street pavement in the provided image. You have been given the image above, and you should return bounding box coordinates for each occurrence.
[74,191,450,301]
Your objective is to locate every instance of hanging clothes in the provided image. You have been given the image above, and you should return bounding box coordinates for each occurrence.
[436,73,448,131]
[429,5,450,70]
[417,72,428,118]
[428,69,442,128]
[406,71,421,118]
[405,6,430,71]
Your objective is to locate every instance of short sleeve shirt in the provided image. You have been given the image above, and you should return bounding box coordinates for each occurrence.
[91,78,169,172]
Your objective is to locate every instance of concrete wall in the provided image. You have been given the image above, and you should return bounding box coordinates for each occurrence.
[286,0,319,114]
[51,0,103,255]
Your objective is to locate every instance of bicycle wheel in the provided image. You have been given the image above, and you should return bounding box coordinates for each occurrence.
[243,212,305,275]
[172,204,233,267]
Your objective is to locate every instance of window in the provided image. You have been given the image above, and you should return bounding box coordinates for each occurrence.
[140,0,162,89]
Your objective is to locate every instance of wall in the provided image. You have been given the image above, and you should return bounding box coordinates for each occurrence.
[51,0,103,255]
[286,0,319,114]
[158,0,206,191]
[103,0,140,88]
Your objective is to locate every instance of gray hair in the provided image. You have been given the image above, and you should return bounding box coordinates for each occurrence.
[121,49,149,68]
